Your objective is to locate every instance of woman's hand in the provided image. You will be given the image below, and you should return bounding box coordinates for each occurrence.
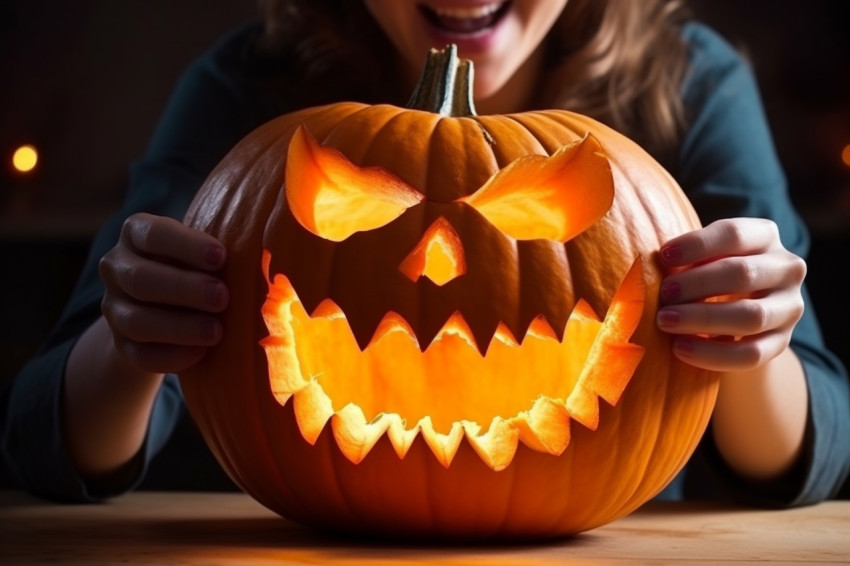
[98,212,229,373]
[655,217,807,372]
[63,212,228,481]
[656,217,810,479]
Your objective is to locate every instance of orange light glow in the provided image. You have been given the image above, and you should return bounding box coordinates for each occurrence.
[459,134,614,243]
[12,144,38,173]
[842,144,850,168]
[286,125,424,241]
[399,216,466,285]
[260,249,645,469]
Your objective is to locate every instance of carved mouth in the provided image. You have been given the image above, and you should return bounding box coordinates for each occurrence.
[261,251,645,471]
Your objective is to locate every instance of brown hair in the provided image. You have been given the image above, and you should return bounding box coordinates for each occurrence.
[541,0,690,158]
[256,0,690,159]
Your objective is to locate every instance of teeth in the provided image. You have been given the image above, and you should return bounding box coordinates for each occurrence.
[431,2,502,20]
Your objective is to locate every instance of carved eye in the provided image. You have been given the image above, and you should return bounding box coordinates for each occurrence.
[285,126,425,241]
[459,134,614,243]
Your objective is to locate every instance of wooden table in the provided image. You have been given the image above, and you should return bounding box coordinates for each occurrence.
[1,490,848,565]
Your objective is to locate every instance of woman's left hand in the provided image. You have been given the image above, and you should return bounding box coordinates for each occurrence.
[655,217,807,372]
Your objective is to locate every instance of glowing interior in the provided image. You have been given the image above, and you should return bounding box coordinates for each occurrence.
[458,134,614,243]
[260,251,645,470]
[398,217,466,285]
[285,126,615,248]
[285,125,425,242]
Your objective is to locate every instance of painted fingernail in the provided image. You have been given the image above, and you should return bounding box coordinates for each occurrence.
[205,244,226,268]
[656,309,680,328]
[661,281,681,302]
[205,281,227,308]
[660,244,682,265]
[673,338,694,358]
[200,319,220,342]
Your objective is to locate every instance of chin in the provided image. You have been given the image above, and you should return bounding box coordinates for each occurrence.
[470,75,513,112]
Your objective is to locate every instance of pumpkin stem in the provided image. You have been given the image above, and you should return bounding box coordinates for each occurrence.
[406,44,477,117]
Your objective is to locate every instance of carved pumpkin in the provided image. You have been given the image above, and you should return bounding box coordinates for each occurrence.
[180,46,718,540]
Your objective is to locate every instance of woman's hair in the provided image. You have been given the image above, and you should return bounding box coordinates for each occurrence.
[256,0,690,159]
[541,0,690,158]
[254,0,407,107]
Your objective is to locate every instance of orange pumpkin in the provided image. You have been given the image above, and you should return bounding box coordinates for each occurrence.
[180,46,718,540]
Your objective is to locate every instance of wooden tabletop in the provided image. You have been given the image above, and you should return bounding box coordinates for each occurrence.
[1,490,848,565]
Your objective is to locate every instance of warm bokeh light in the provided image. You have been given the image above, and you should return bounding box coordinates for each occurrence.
[842,144,850,168]
[12,144,38,173]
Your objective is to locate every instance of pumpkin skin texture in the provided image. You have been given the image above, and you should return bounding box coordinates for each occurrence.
[180,47,718,540]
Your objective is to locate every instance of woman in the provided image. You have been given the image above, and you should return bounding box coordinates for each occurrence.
[2,0,848,504]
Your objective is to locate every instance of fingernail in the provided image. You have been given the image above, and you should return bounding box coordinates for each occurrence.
[656,309,680,328]
[200,319,221,342]
[205,281,227,308]
[661,281,681,302]
[660,244,682,265]
[674,338,694,357]
[205,244,226,268]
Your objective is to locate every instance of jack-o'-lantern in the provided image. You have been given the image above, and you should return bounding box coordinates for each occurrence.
[180,46,718,540]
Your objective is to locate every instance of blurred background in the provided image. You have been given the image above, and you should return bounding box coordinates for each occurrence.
[1,1,848,487]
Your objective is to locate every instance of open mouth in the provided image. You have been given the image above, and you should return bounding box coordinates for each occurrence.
[260,251,645,471]
[419,2,511,35]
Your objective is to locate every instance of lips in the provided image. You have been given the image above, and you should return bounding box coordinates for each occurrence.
[419,2,510,35]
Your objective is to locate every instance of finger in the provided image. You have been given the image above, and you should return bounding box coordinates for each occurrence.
[656,290,805,337]
[659,252,806,304]
[112,338,209,374]
[659,218,779,268]
[102,297,223,347]
[122,213,226,271]
[670,330,790,372]
[101,251,229,313]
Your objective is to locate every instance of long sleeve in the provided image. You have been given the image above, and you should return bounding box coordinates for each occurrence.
[672,23,850,505]
[0,23,278,501]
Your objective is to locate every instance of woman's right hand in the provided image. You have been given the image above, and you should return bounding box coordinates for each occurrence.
[98,212,229,374]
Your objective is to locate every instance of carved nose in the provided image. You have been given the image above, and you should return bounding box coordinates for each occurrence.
[399,217,466,286]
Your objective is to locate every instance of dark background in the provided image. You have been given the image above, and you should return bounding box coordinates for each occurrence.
[1,2,849,489]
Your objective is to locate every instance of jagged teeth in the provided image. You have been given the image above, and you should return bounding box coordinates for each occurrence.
[431,2,502,19]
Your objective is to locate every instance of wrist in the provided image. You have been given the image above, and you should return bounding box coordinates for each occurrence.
[711,348,808,480]
[64,317,165,480]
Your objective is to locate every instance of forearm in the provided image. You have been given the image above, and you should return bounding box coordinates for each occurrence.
[711,347,808,480]
[63,316,165,483]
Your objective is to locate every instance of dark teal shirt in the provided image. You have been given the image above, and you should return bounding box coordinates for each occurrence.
[2,22,848,505]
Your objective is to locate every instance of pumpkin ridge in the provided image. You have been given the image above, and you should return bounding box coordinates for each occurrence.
[492,446,521,537]
[432,117,525,351]
[321,104,403,165]
[607,376,668,516]
[506,111,593,158]
[186,144,286,486]
[633,381,672,504]
[414,114,450,345]
[516,241,571,344]
[359,109,439,184]
[320,107,413,354]
[501,112,560,153]
[323,417,365,528]
[412,111,446,193]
